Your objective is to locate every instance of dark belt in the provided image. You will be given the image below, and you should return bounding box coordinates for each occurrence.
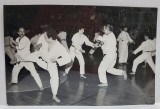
[144,50,156,52]
[103,54,106,57]
[71,45,81,55]
[38,57,48,69]
[71,45,75,48]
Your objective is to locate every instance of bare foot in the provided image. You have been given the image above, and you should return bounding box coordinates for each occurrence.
[98,83,108,87]
[130,72,135,75]
[80,74,86,79]
[53,95,60,103]
[40,87,44,91]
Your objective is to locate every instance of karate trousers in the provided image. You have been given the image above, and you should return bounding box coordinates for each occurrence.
[20,51,59,96]
[132,52,155,73]
[11,62,43,88]
[65,46,85,75]
[98,53,124,84]
[118,42,128,63]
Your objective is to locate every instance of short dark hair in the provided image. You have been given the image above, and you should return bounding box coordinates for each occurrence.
[104,24,113,31]
[77,23,85,30]
[46,27,57,40]
[123,26,128,29]
[18,27,25,31]
[41,24,50,32]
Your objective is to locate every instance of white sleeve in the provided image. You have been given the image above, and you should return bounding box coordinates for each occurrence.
[133,42,144,54]
[72,34,82,50]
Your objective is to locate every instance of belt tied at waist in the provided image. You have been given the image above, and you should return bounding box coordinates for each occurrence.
[71,45,75,48]
[103,54,106,57]
[144,50,156,52]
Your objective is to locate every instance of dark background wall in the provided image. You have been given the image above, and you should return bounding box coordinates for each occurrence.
[4,5,157,38]
[4,5,157,75]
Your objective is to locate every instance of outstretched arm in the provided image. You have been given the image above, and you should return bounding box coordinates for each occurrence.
[133,42,144,54]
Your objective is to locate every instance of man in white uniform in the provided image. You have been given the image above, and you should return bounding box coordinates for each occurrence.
[117,27,134,64]
[98,25,127,87]
[130,33,155,75]
[64,27,94,78]
[8,27,43,90]
[19,27,71,103]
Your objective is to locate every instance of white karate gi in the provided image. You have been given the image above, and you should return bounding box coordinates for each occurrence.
[132,39,155,73]
[117,31,133,63]
[42,40,71,95]
[11,36,43,88]
[20,36,71,96]
[39,40,71,95]
[98,32,124,84]
[65,32,94,75]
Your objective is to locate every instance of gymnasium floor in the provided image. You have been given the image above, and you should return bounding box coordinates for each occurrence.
[6,51,155,105]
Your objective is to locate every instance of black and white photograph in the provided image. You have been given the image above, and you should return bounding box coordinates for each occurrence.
[4,5,157,106]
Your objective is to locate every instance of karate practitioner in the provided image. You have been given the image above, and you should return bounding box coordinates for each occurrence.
[64,27,94,78]
[5,35,18,64]
[98,25,127,87]
[117,26,134,64]
[8,27,43,91]
[142,36,156,67]
[130,33,155,75]
[19,27,71,102]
